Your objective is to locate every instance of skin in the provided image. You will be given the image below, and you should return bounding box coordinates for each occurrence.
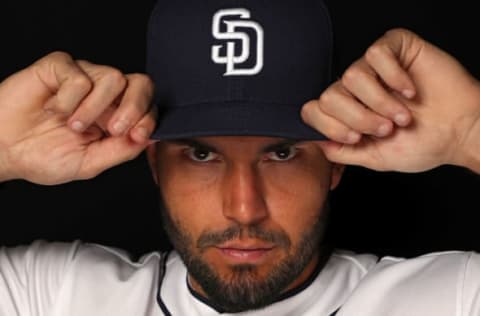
[0,52,156,184]
[1,29,479,183]
[146,136,344,310]
[302,28,480,173]
[0,25,478,313]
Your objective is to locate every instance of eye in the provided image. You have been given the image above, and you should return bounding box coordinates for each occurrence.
[185,147,219,162]
[266,146,298,162]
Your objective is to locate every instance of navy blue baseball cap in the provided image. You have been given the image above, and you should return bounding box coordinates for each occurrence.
[146,0,332,140]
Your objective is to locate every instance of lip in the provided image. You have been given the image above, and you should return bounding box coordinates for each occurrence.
[217,241,275,250]
[214,241,275,264]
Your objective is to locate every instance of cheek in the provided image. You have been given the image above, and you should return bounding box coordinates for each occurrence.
[158,161,225,239]
[261,160,331,242]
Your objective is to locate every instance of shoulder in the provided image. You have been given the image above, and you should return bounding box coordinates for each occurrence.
[324,249,379,285]
[339,251,476,315]
[374,250,473,276]
[1,239,168,279]
[48,241,167,306]
[60,241,167,281]
[330,249,379,273]
[9,241,171,315]
[314,249,379,299]
[365,250,473,291]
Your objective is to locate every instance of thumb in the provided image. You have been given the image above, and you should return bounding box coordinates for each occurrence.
[79,135,147,179]
[316,140,380,170]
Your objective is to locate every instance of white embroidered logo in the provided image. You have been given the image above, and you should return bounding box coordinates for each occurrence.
[211,8,264,76]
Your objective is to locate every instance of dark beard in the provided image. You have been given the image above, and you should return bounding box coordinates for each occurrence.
[160,202,330,313]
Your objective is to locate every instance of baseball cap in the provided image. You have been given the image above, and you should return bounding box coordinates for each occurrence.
[146,0,333,140]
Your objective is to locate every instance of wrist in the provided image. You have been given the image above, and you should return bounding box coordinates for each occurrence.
[0,150,14,183]
[452,100,480,174]
[457,121,480,174]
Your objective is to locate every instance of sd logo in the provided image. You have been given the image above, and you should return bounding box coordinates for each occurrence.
[211,9,264,76]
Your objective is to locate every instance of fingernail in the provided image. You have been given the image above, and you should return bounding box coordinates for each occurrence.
[377,123,391,136]
[394,113,410,126]
[71,121,85,132]
[346,131,361,144]
[113,120,129,135]
[402,89,415,99]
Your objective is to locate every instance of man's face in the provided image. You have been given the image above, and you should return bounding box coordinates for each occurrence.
[147,136,343,312]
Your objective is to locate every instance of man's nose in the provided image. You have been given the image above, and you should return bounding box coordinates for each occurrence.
[222,164,269,226]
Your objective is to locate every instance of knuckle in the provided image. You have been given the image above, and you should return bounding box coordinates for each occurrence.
[128,73,148,81]
[34,51,73,72]
[300,100,319,123]
[318,90,333,106]
[386,27,410,37]
[103,68,127,90]
[127,73,148,85]
[129,73,155,93]
[71,74,93,93]
[365,45,385,63]
[341,67,363,87]
[318,90,339,113]
[46,51,73,63]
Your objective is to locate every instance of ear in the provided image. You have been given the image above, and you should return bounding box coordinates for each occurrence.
[145,143,159,185]
[329,163,345,190]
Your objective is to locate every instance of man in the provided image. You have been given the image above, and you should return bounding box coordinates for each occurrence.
[1,1,480,316]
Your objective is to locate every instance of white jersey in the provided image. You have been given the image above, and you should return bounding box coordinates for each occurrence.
[1,240,480,316]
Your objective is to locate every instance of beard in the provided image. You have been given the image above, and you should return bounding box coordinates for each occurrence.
[160,201,330,313]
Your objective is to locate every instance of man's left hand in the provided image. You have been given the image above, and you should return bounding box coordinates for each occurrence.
[301,28,480,173]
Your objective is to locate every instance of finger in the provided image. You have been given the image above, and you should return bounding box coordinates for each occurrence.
[364,29,418,99]
[68,60,127,133]
[106,73,155,137]
[129,105,158,144]
[341,61,412,127]
[301,100,362,144]
[34,51,93,114]
[318,82,395,137]
[316,140,384,171]
[80,135,147,180]
[81,124,105,143]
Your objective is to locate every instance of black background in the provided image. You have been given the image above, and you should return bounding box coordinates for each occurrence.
[0,1,479,259]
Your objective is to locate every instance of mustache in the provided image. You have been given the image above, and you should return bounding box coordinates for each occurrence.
[197,225,291,250]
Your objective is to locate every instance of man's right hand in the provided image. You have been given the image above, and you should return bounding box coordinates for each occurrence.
[0,52,156,185]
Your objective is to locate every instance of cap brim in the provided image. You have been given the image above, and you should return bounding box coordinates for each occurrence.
[150,102,326,141]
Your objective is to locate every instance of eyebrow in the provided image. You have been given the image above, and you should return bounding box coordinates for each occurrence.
[261,139,301,153]
[166,138,302,154]
[167,139,218,153]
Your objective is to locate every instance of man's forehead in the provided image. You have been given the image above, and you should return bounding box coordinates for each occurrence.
[163,136,305,152]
